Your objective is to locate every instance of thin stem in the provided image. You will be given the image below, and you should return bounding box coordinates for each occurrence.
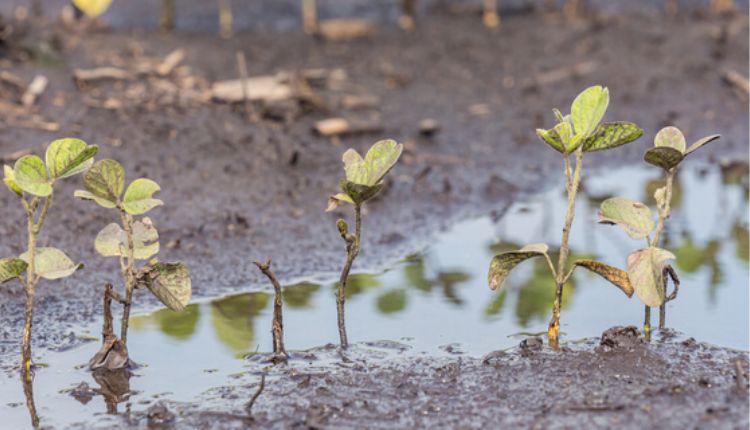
[548,149,583,343]
[336,204,362,349]
[33,195,53,234]
[21,206,37,376]
[102,284,115,341]
[119,210,135,345]
[253,259,287,358]
[22,374,39,428]
[651,169,675,330]
[643,305,651,341]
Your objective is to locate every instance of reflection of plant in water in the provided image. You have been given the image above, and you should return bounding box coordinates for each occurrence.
[488,86,643,345]
[327,139,403,348]
[211,293,269,353]
[344,273,381,299]
[484,290,507,317]
[399,255,472,307]
[437,272,470,306]
[282,282,321,309]
[734,223,749,264]
[376,289,407,314]
[131,304,201,341]
[514,259,575,328]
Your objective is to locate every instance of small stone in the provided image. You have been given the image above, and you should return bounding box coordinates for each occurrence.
[419,118,440,136]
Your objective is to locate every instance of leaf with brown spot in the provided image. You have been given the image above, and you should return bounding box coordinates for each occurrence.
[644,146,684,171]
[574,260,633,297]
[488,243,549,291]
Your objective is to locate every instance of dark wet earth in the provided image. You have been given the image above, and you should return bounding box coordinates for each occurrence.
[0,1,748,428]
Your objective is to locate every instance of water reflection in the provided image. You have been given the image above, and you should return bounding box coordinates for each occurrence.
[211,293,268,353]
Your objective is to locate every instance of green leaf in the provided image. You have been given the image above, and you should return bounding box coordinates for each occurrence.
[20,247,83,280]
[14,155,51,197]
[0,258,27,283]
[326,193,355,211]
[74,189,117,209]
[3,165,22,196]
[339,180,384,205]
[535,128,564,153]
[84,159,125,205]
[583,122,643,152]
[684,134,720,156]
[95,218,160,260]
[654,126,686,153]
[644,146,684,170]
[343,139,403,186]
[139,261,192,312]
[488,243,549,291]
[627,247,675,307]
[45,138,98,179]
[123,178,163,215]
[598,197,655,240]
[571,85,609,138]
[573,260,633,297]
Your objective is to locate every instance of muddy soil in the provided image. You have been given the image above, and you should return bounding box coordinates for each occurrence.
[0,4,748,428]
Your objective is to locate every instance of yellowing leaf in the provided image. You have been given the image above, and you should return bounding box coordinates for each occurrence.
[45,138,98,179]
[326,193,355,212]
[598,197,655,240]
[654,126,686,153]
[574,260,633,297]
[3,165,22,196]
[123,178,163,215]
[571,85,609,138]
[14,155,51,197]
[74,189,117,209]
[583,122,643,152]
[95,219,160,260]
[488,243,549,291]
[627,247,675,307]
[535,127,564,153]
[73,0,113,18]
[84,159,125,205]
[0,258,27,283]
[644,146,684,170]
[20,247,83,280]
[139,261,192,312]
[343,139,403,186]
[685,134,721,156]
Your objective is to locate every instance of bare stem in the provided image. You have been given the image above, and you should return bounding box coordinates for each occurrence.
[253,259,287,358]
[548,149,583,343]
[643,305,651,341]
[22,373,39,428]
[651,169,675,330]
[336,204,362,349]
[160,0,174,32]
[246,373,266,415]
[119,210,136,345]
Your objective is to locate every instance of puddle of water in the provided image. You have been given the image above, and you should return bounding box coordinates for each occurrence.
[1,162,747,428]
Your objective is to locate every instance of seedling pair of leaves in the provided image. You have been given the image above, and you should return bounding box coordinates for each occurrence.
[1,138,97,373]
[76,159,191,368]
[327,139,403,348]
[596,126,719,331]
[488,86,644,344]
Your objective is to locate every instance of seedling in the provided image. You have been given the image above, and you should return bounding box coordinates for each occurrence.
[487,86,643,345]
[326,139,403,348]
[1,138,96,375]
[597,126,720,337]
[75,159,191,368]
[253,259,287,360]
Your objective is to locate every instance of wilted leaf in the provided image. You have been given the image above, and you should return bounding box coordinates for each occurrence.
[0,258,27,283]
[14,155,51,197]
[488,243,549,291]
[123,178,163,215]
[45,138,98,179]
[95,219,159,260]
[140,261,192,312]
[343,139,403,186]
[74,189,117,209]
[326,193,355,211]
[598,197,655,240]
[3,165,22,196]
[644,146,684,170]
[654,126,686,153]
[571,85,609,138]
[627,247,675,307]
[574,260,633,297]
[20,247,83,280]
[685,134,721,156]
[583,122,643,152]
[535,128,564,153]
[72,0,113,18]
[84,159,125,205]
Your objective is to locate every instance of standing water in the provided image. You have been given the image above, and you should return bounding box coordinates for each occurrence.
[1,163,747,428]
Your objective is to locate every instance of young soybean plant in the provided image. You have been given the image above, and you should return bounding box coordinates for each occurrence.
[75,159,191,367]
[488,86,644,345]
[326,139,403,348]
[1,138,96,374]
[598,126,720,337]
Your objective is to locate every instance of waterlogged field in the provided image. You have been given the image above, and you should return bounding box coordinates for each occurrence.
[1,162,747,427]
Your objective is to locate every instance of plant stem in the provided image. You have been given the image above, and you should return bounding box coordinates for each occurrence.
[650,169,675,330]
[22,373,39,428]
[253,259,287,358]
[336,204,362,349]
[119,211,136,345]
[643,305,651,341]
[548,149,583,344]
